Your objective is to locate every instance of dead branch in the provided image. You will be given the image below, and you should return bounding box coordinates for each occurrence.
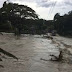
[0,58,2,61]
[0,32,3,35]
[50,51,63,61]
[0,48,18,60]
[0,65,4,68]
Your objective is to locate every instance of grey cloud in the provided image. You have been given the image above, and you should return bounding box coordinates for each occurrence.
[36,0,48,3]
[9,0,58,8]
[10,0,55,8]
[36,0,57,8]
[64,1,72,6]
[0,0,6,8]
[15,0,35,2]
[36,0,72,8]
[3,0,72,8]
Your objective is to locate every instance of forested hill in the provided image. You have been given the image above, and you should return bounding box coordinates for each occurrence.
[0,1,72,36]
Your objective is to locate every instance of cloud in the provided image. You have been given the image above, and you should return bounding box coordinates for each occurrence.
[0,0,6,8]
[10,0,35,3]
[9,0,71,8]
[0,0,72,20]
[35,0,57,8]
[64,1,72,6]
[10,0,57,8]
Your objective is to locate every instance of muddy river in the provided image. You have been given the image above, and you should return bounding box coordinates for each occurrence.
[0,33,72,72]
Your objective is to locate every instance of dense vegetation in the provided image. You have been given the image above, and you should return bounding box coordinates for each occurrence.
[0,1,53,35]
[0,1,72,36]
[54,12,72,36]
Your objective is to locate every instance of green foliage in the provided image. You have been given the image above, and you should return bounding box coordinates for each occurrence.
[0,1,53,35]
[0,1,72,36]
[54,11,72,36]
[0,1,38,35]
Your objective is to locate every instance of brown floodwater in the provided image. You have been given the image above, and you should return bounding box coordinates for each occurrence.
[0,33,72,72]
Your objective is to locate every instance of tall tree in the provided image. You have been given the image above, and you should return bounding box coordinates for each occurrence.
[0,1,38,34]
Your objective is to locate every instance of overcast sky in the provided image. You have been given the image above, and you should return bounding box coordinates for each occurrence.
[0,0,72,20]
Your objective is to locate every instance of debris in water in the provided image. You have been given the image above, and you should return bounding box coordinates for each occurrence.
[40,58,49,61]
[50,50,63,61]
[0,48,18,60]
[0,65,4,68]
[0,58,2,61]
[0,32,3,35]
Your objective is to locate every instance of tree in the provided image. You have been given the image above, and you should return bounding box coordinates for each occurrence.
[0,1,39,35]
[53,11,72,36]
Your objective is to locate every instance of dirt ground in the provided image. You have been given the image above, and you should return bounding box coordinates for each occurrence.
[0,33,72,72]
